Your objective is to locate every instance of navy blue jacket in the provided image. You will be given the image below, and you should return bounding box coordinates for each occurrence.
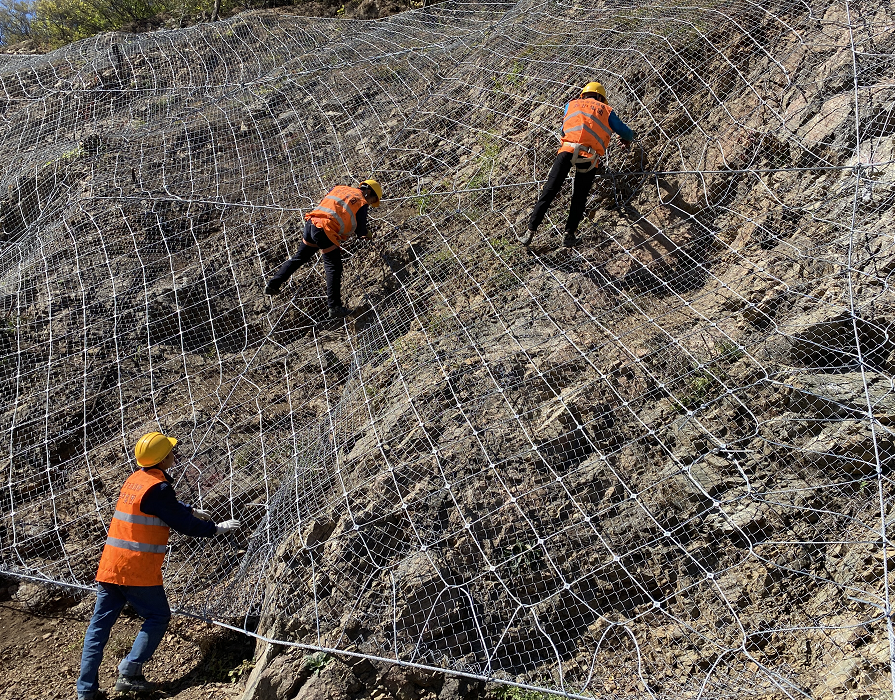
[139,468,216,537]
[355,205,369,239]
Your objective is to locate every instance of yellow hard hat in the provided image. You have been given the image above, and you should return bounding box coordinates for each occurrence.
[581,81,607,99]
[135,432,177,467]
[360,179,382,207]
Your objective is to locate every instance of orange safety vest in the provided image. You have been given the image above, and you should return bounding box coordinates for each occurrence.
[95,468,170,586]
[558,98,614,165]
[305,185,366,248]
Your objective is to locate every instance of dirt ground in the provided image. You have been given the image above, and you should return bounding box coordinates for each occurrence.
[0,589,255,700]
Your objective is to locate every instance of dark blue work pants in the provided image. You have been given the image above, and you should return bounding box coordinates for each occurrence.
[77,582,171,697]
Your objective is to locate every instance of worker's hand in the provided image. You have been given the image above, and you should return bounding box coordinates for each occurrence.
[364,219,382,239]
[620,139,633,149]
[215,519,241,534]
[192,508,213,521]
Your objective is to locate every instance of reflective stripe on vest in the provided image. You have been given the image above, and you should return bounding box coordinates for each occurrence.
[112,510,165,527]
[305,185,364,247]
[95,468,170,586]
[558,99,614,161]
[105,537,168,554]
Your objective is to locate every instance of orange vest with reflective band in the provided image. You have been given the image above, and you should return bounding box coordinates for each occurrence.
[305,186,365,247]
[96,469,170,586]
[558,99,614,163]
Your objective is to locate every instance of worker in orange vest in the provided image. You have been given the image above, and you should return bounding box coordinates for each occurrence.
[76,432,241,700]
[264,179,383,318]
[520,81,636,248]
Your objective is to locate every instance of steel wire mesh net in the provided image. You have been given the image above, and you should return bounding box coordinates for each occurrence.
[1,0,895,696]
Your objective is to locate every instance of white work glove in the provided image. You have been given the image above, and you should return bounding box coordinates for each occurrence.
[215,519,241,534]
[192,508,213,521]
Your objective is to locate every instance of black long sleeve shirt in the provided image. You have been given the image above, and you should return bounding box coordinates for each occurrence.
[138,468,217,537]
[354,204,369,239]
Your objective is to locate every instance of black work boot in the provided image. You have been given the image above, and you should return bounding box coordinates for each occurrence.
[263,281,281,296]
[328,306,351,319]
[114,673,153,693]
[516,228,536,246]
[562,231,580,248]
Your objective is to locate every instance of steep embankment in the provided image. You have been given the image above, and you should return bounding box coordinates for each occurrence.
[0,0,894,698]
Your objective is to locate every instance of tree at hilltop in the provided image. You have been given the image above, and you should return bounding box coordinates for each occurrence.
[0,0,416,50]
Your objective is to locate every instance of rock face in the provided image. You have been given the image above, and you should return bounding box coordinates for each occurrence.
[0,0,894,699]
[243,651,478,700]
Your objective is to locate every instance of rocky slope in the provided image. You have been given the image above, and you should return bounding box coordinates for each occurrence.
[0,0,894,698]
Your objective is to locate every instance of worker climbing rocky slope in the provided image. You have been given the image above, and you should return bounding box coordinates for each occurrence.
[0,0,894,698]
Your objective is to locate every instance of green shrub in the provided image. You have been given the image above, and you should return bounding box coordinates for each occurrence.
[493,685,555,700]
[3,0,239,49]
[303,651,331,673]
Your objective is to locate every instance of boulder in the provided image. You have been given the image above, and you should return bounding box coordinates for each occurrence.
[241,647,310,700]
[394,552,468,646]
[816,640,891,699]
[716,502,770,539]
[292,657,362,700]
[802,420,895,476]
[796,92,853,145]
[787,371,895,421]
[783,309,892,370]
[668,453,740,499]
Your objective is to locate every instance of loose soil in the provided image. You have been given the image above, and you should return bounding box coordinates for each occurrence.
[0,590,255,700]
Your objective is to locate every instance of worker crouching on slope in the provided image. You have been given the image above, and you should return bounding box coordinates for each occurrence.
[264,179,383,319]
[519,81,636,248]
[76,432,241,700]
